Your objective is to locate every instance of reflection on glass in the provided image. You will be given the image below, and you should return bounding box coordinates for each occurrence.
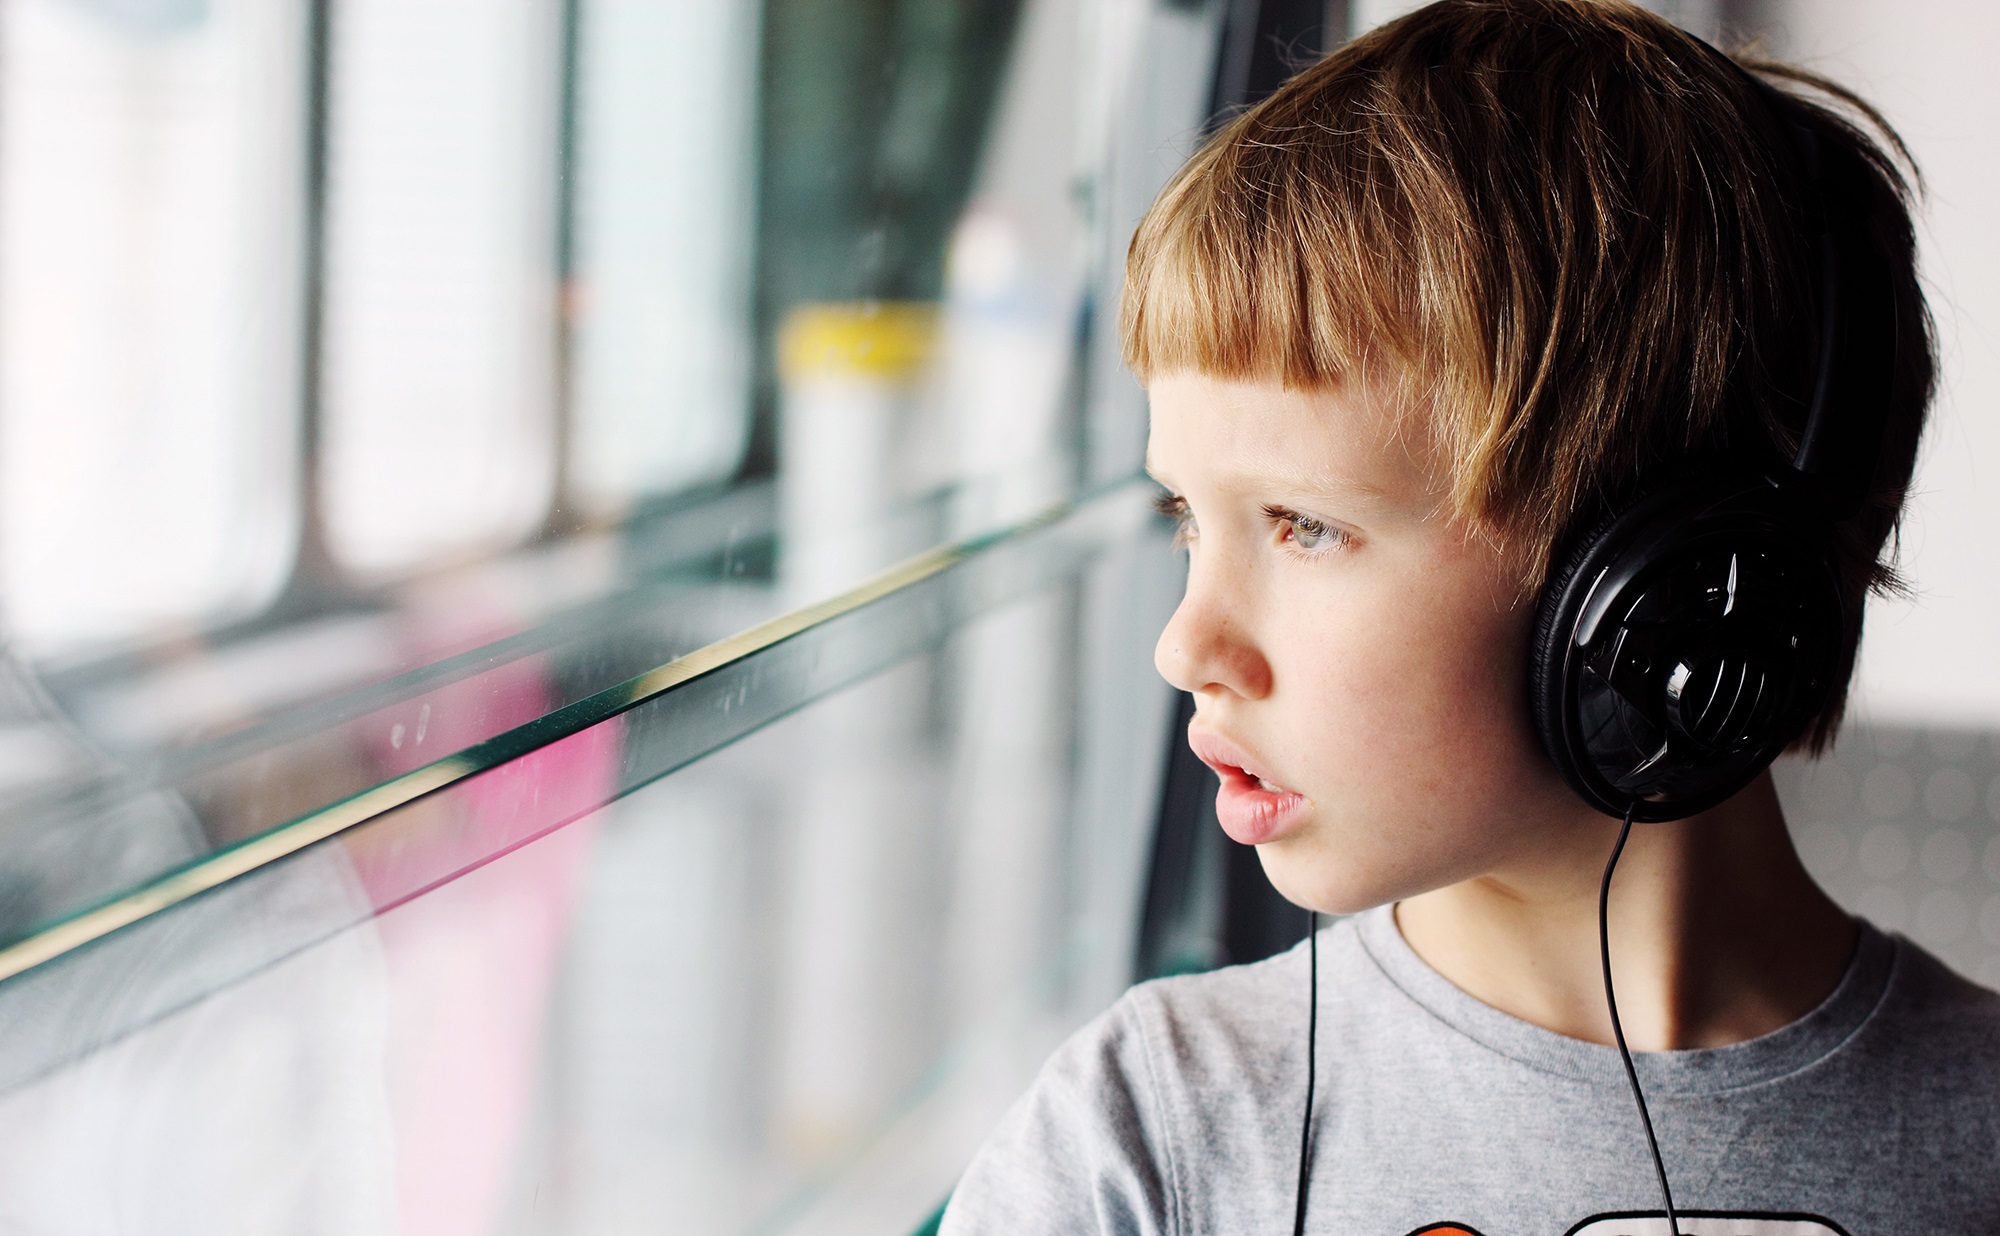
[0,1,1237,1226]
[0,0,304,654]
[319,0,561,576]
[569,0,760,513]
[0,0,1220,763]
[530,587,1126,1233]
[0,481,1153,1025]
[0,847,399,1233]
[778,302,946,605]
[0,485,1182,1234]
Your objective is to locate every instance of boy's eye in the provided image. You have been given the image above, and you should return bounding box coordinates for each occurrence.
[1263,504,1349,553]
[1152,491,1196,546]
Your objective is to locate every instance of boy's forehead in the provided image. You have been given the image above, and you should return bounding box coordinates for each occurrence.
[1143,370,1437,508]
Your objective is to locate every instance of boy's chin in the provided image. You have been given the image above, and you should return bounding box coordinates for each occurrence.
[1254,844,1421,919]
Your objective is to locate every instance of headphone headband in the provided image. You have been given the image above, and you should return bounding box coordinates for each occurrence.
[1696,42,1895,518]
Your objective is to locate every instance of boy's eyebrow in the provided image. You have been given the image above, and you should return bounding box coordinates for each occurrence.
[1263,463,1393,509]
[1146,456,1396,511]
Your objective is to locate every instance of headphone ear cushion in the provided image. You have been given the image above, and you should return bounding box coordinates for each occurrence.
[1529,503,1624,771]
[1530,476,1846,820]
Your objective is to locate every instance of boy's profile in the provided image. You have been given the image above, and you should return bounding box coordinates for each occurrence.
[941,1,2000,1232]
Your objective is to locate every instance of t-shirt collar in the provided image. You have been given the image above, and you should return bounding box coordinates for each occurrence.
[1351,902,1896,1096]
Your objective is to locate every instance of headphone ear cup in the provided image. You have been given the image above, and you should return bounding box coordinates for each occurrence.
[1530,477,1844,821]
[1530,503,1623,774]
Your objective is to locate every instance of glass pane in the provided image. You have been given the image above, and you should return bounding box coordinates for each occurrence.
[764,0,1226,608]
[1075,0,1228,489]
[568,0,761,512]
[0,13,1234,1221]
[318,0,563,576]
[0,480,1170,1065]
[0,0,1223,936]
[0,481,1182,1235]
[0,0,305,654]
[0,0,1214,744]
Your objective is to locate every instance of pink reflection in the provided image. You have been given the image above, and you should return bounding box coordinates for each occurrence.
[349,594,622,1236]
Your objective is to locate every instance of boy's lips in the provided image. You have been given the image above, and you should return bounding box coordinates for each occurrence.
[1185,723,1308,846]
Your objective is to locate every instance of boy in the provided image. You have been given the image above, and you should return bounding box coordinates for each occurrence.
[941,1,2000,1232]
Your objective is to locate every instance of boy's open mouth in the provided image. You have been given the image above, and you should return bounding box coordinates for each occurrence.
[1185,724,1308,846]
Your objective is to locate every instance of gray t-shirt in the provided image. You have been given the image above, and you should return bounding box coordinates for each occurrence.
[942,907,2000,1235]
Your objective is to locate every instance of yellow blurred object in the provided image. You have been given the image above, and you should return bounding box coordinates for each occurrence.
[779,302,939,382]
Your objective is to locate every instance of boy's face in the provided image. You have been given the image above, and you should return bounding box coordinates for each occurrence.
[1146,371,1600,913]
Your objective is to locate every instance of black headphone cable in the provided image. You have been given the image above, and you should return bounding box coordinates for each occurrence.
[1288,811,1675,1235]
[1600,800,1683,1236]
[1292,907,1319,1236]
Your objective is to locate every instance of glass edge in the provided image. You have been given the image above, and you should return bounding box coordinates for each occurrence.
[0,488,1120,985]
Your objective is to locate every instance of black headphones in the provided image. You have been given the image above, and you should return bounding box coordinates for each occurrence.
[1528,70,1901,823]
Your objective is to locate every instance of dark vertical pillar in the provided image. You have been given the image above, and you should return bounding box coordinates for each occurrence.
[272,0,351,616]
[543,0,584,538]
[1210,0,1341,124]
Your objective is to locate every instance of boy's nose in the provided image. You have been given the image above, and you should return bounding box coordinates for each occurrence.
[1154,586,1273,701]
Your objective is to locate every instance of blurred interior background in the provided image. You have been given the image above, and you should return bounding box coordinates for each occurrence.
[0,1,1992,1233]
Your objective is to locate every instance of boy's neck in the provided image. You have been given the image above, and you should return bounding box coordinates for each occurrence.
[1393,771,1858,1052]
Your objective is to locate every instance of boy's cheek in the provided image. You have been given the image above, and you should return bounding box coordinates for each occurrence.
[1262,597,1556,905]
[1272,740,1570,912]
[1308,579,1529,730]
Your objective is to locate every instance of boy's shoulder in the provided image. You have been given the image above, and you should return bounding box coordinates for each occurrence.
[1843,929,2000,1083]
[1122,910,1375,1041]
[1877,931,2000,1020]
[1096,909,1417,1113]
[937,920,1366,1236]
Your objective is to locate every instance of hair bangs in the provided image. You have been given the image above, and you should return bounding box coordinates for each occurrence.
[1119,55,1509,548]
[1120,107,1468,397]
